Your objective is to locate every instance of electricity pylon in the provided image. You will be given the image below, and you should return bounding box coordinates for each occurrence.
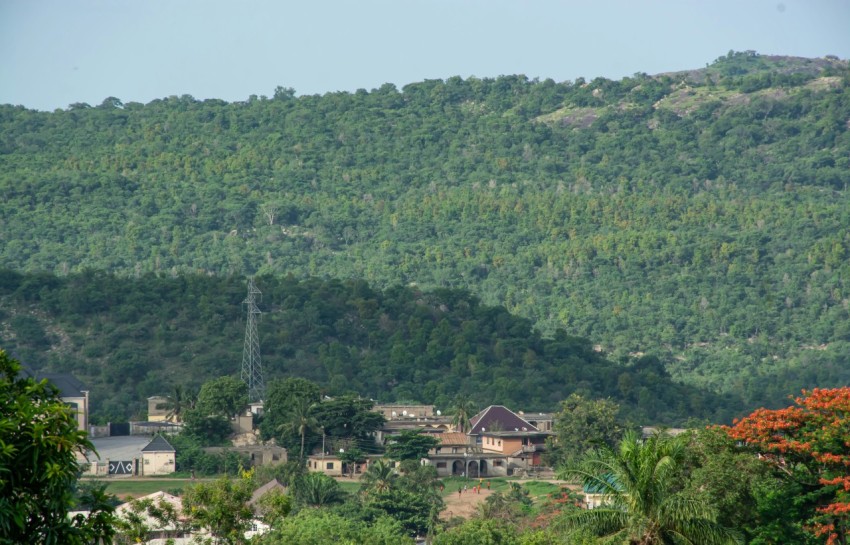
[240,277,265,403]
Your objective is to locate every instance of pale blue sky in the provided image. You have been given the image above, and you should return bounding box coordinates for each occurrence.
[2,0,849,111]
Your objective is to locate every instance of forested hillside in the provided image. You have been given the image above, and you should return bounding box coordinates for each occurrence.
[1,52,849,408]
[0,270,734,424]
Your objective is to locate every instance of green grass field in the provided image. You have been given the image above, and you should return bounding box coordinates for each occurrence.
[89,474,566,503]
[89,479,190,499]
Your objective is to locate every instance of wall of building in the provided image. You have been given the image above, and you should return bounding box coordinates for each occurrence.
[308,457,342,476]
[374,404,435,419]
[142,451,175,475]
[64,393,89,432]
[481,435,522,454]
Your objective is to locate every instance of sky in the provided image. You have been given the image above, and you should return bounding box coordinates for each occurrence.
[2,0,849,111]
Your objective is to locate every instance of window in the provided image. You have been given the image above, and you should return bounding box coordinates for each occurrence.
[437,462,447,468]
[494,461,503,467]
[326,462,334,470]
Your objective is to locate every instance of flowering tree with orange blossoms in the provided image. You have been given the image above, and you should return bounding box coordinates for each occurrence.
[726,388,850,545]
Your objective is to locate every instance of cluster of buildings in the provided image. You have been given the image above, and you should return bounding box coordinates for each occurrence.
[309,403,555,479]
[34,368,556,478]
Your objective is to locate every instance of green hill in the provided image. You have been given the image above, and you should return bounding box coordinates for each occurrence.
[0,270,734,424]
[1,52,849,410]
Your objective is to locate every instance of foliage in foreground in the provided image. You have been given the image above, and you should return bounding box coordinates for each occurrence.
[559,430,742,545]
[259,509,413,545]
[727,387,850,545]
[0,349,116,544]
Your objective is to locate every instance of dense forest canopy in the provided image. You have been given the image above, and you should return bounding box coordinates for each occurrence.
[0,270,734,424]
[1,52,849,413]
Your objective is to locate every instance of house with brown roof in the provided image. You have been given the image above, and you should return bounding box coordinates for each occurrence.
[422,406,553,477]
[468,405,551,474]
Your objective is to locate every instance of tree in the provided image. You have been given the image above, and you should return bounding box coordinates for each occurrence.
[726,388,850,545]
[360,459,398,494]
[155,384,196,422]
[115,492,190,545]
[365,487,440,538]
[196,376,248,419]
[260,509,413,545]
[311,395,385,444]
[277,399,319,460]
[181,409,232,445]
[0,350,117,545]
[292,472,346,508]
[433,519,520,545]
[338,447,367,477]
[450,394,476,433]
[680,427,791,544]
[260,377,320,443]
[385,429,439,462]
[254,489,291,527]
[545,393,624,468]
[558,430,742,545]
[182,476,254,545]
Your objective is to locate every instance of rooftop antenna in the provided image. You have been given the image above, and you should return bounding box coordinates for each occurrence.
[241,277,265,403]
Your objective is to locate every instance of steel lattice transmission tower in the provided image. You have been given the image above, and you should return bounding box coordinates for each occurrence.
[240,277,265,403]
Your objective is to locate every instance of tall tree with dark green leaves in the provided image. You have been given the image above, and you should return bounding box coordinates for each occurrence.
[277,398,319,460]
[545,393,626,468]
[261,377,321,443]
[385,429,440,462]
[0,349,116,544]
[196,376,248,418]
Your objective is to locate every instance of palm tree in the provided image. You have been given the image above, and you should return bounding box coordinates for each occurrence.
[156,385,196,423]
[293,472,345,507]
[558,431,742,545]
[360,459,397,494]
[277,399,318,459]
[450,394,475,434]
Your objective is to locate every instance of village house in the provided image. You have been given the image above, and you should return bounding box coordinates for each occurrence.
[423,405,553,477]
[373,403,436,420]
[306,452,375,477]
[113,491,191,544]
[22,368,89,432]
[373,403,452,444]
[141,435,176,476]
[147,395,171,422]
[203,444,287,467]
